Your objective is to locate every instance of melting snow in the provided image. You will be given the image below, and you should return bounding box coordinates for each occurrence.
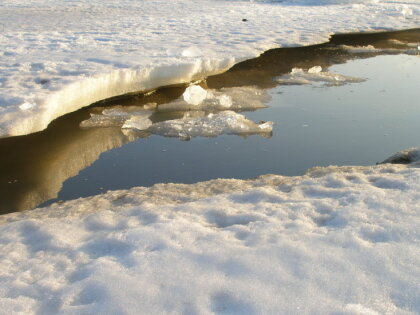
[0,148,419,314]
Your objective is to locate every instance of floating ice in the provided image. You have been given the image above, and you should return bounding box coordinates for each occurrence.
[183,85,209,106]
[80,108,153,128]
[122,115,153,131]
[277,66,366,86]
[149,111,273,139]
[158,86,270,112]
[341,44,420,55]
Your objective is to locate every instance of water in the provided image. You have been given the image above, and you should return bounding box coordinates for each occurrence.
[0,30,419,213]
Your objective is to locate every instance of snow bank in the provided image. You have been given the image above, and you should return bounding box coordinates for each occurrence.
[1,0,419,137]
[0,148,419,314]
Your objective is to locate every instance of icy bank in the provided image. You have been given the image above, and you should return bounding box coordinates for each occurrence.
[1,0,419,137]
[0,148,419,314]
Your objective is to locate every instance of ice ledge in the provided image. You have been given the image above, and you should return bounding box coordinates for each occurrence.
[0,58,237,138]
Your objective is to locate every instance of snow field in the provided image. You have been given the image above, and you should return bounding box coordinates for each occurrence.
[0,0,419,136]
[0,148,419,314]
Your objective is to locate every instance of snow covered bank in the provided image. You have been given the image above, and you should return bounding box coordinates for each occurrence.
[0,148,419,314]
[1,0,419,137]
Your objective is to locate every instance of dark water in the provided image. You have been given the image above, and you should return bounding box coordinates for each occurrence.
[0,29,419,213]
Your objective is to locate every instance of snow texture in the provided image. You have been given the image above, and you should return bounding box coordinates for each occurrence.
[0,0,419,137]
[0,148,419,314]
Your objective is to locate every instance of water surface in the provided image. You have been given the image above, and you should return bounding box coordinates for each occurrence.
[0,29,419,213]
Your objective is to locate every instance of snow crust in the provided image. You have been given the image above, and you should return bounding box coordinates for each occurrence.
[0,148,419,314]
[1,0,419,137]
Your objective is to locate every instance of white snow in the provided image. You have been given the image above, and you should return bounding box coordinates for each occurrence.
[0,0,419,137]
[0,148,419,314]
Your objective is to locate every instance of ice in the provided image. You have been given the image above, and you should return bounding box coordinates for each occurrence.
[182,85,209,106]
[80,108,153,128]
[341,44,420,55]
[158,85,270,112]
[0,148,419,314]
[277,66,366,86]
[0,0,419,137]
[149,111,273,139]
[122,115,153,131]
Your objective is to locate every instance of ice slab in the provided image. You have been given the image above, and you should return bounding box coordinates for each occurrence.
[277,66,366,86]
[0,0,419,137]
[149,111,273,140]
[158,85,270,111]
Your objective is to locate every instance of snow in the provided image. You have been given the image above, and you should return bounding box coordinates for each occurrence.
[1,0,419,137]
[0,148,419,314]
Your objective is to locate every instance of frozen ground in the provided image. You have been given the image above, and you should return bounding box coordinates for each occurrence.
[0,0,419,137]
[0,148,419,314]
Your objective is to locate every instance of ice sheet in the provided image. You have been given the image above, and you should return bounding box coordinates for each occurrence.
[149,111,273,140]
[0,148,419,314]
[0,0,419,137]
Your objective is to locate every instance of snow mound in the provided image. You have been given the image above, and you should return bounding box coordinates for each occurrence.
[1,0,419,137]
[0,148,419,314]
[277,66,366,86]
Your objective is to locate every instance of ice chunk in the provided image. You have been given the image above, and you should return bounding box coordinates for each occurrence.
[149,110,273,139]
[122,115,153,130]
[159,86,269,112]
[278,67,365,86]
[183,85,208,105]
[80,108,152,128]
[308,66,322,73]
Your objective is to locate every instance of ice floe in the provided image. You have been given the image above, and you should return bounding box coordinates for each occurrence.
[277,65,366,86]
[149,111,273,140]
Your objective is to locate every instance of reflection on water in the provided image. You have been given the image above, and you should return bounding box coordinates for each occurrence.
[0,29,419,213]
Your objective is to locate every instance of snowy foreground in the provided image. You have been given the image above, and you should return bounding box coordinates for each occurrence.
[0,148,419,314]
[0,0,419,137]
